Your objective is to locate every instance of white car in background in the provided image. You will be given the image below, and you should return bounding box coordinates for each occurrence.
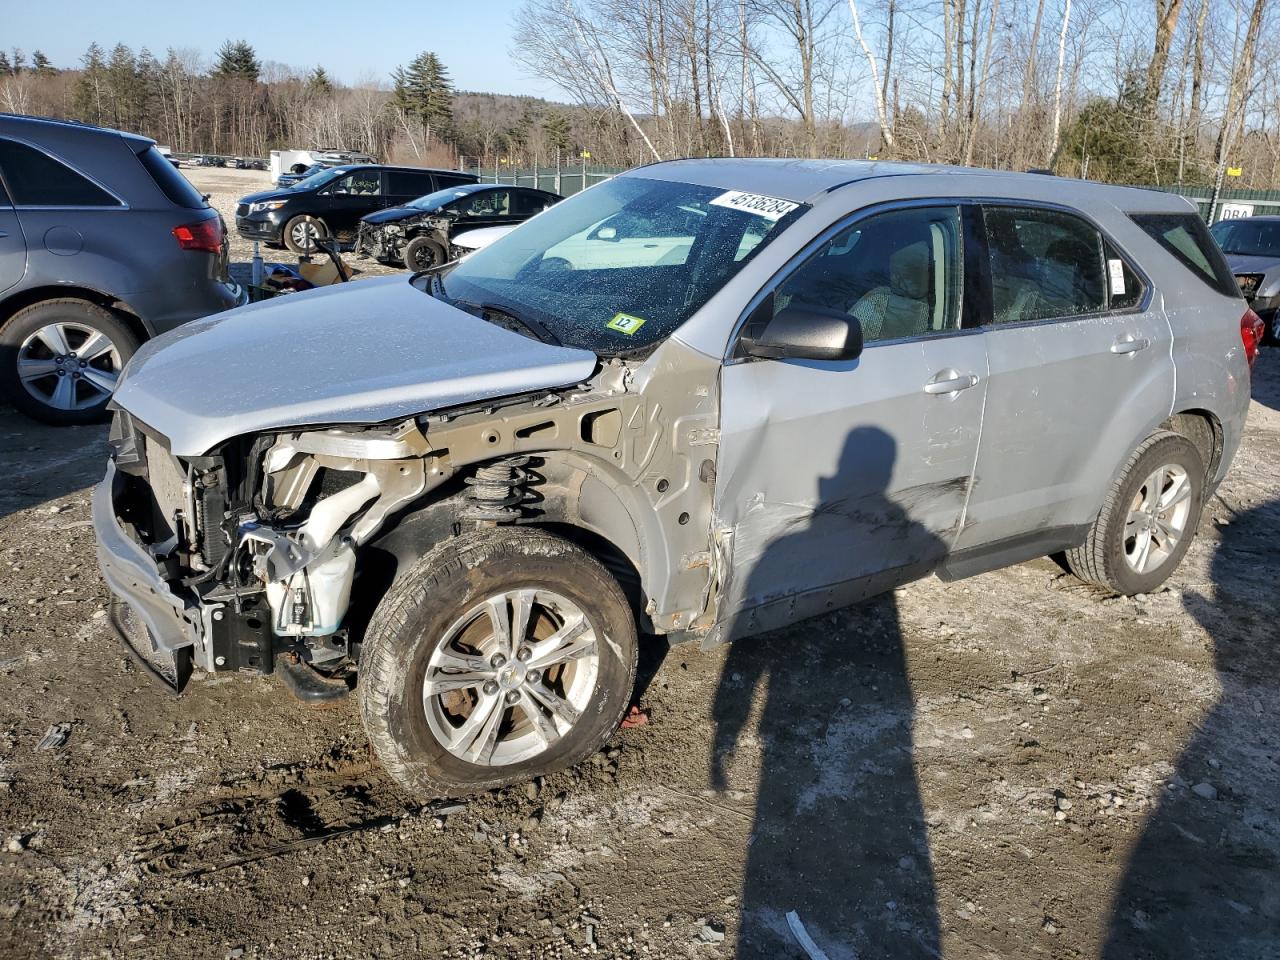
[451,224,517,259]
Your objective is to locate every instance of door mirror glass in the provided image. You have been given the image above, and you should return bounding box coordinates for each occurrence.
[740,302,863,362]
[595,225,617,241]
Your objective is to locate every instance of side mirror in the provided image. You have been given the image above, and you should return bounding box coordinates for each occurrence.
[594,226,618,241]
[740,302,863,362]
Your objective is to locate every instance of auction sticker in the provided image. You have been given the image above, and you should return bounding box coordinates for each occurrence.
[709,190,800,221]
[1108,258,1126,296]
[607,313,647,335]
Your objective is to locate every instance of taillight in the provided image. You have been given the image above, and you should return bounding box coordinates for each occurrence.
[1241,308,1265,368]
[172,217,223,254]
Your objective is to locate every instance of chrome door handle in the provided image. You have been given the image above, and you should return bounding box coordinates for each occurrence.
[923,371,980,395]
[1111,335,1150,354]
[0,231,7,239]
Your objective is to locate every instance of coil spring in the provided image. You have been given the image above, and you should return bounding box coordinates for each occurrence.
[461,456,530,523]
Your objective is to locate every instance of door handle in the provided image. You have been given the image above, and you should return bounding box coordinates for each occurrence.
[1111,335,1150,354]
[0,231,7,239]
[923,371,980,395]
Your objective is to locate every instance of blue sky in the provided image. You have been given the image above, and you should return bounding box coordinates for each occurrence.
[5,0,554,97]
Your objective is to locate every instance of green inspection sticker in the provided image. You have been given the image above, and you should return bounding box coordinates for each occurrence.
[606,313,647,335]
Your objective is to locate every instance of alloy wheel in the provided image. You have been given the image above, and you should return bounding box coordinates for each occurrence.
[290,218,321,251]
[17,322,122,411]
[422,588,600,767]
[1123,463,1193,574]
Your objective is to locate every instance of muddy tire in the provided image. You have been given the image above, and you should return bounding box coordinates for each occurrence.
[358,527,638,797]
[402,236,445,272]
[1065,431,1205,596]
[0,298,139,425]
[283,214,328,255]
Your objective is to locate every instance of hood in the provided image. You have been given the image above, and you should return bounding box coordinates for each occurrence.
[112,276,598,456]
[454,224,516,251]
[240,188,293,205]
[362,205,441,225]
[1221,252,1280,276]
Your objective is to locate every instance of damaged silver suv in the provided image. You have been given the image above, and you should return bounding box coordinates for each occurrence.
[94,159,1257,796]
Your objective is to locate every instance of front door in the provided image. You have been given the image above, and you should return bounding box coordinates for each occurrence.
[715,204,988,637]
[953,203,1174,550]
[0,200,25,295]
[319,169,384,234]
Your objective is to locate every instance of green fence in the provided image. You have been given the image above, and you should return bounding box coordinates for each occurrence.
[1131,185,1280,221]
[465,164,626,196]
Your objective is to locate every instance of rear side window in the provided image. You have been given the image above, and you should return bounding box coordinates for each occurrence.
[436,174,476,189]
[983,206,1106,324]
[1130,212,1239,298]
[136,145,207,209]
[387,170,436,196]
[0,138,121,206]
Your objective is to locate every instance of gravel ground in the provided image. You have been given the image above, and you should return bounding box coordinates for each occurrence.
[0,167,1277,959]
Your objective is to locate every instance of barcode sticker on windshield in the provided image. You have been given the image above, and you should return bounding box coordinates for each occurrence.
[1108,258,1126,296]
[709,190,800,221]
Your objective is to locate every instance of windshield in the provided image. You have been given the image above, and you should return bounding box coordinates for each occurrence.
[439,176,804,354]
[408,185,482,211]
[1209,219,1280,258]
[290,166,348,191]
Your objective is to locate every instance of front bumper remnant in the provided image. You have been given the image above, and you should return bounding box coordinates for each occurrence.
[93,460,200,691]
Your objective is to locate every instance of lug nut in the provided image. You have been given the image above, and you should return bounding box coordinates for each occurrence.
[55,356,63,365]
[56,369,65,376]
[526,669,540,684]
[516,646,531,662]
[490,653,507,668]
[482,680,499,695]
[505,690,521,704]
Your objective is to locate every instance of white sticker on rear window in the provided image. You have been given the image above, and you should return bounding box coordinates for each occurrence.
[1108,258,1126,296]
[709,190,799,221]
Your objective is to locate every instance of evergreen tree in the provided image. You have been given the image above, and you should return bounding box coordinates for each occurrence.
[392,52,453,143]
[542,111,572,154]
[32,50,55,75]
[74,42,108,123]
[307,66,334,95]
[213,40,260,82]
[0,53,10,77]
[9,49,25,74]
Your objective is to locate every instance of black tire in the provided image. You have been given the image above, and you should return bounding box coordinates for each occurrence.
[1065,431,1206,595]
[359,527,638,797]
[0,298,139,425]
[283,214,328,255]
[402,235,445,272]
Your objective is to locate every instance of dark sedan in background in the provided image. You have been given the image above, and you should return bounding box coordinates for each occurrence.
[1210,214,1280,343]
[235,164,478,254]
[356,183,561,270]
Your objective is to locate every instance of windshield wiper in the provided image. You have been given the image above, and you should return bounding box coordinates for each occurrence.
[426,275,560,346]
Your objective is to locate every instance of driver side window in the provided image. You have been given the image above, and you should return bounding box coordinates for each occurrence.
[772,205,964,345]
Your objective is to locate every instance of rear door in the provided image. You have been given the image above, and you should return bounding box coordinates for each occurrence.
[0,172,26,295]
[387,169,437,206]
[953,203,1172,551]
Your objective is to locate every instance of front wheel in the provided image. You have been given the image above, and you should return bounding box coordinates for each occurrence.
[0,299,139,425]
[283,214,328,255]
[359,528,638,797]
[1065,431,1205,595]
[402,235,445,272]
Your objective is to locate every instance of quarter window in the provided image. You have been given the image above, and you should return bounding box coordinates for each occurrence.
[983,206,1106,324]
[0,138,120,207]
[769,205,964,344]
[1131,212,1239,298]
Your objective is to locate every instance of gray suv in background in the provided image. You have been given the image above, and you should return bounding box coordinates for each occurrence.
[0,114,244,424]
[94,159,1257,797]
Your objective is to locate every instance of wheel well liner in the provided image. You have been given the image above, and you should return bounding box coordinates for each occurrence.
[1161,409,1223,481]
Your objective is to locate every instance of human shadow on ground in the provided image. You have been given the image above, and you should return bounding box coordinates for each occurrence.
[710,427,943,959]
[1102,490,1280,958]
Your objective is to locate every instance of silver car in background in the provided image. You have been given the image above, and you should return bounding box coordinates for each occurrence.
[93,159,1259,797]
[1210,214,1280,343]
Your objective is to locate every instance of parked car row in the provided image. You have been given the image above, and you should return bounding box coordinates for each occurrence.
[97,156,1259,799]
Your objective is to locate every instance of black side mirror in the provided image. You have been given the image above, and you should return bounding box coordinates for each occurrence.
[740,301,863,362]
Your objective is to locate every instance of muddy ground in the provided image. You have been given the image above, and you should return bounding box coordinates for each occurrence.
[1,167,1279,959]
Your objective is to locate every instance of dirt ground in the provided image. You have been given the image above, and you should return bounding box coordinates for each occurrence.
[1,166,1279,959]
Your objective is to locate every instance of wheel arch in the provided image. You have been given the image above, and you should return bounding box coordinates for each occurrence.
[0,284,151,343]
[1159,408,1223,484]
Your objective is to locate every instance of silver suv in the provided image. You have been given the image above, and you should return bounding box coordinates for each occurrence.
[93,160,1259,797]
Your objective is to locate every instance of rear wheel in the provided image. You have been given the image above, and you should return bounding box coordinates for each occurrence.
[284,214,328,255]
[403,236,445,272]
[359,528,638,797]
[0,299,138,425]
[1065,431,1205,595]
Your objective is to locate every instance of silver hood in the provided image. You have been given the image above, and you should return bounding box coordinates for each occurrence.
[112,275,598,456]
